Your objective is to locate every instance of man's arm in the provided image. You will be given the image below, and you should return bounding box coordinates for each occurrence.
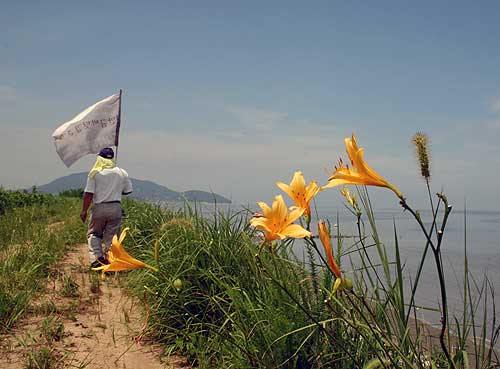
[81,175,96,222]
[80,192,94,222]
[122,170,133,195]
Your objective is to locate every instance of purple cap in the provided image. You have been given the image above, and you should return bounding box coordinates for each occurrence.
[98,147,114,159]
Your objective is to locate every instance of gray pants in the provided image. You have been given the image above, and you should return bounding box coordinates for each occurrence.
[87,202,122,264]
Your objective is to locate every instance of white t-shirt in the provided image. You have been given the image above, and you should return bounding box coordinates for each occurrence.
[84,167,133,204]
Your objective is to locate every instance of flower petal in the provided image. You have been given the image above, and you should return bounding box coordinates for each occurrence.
[257,201,272,217]
[250,218,272,233]
[345,136,358,166]
[118,227,129,244]
[305,181,320,201]
[286,207,305,225]
[276,182,295,202]
[322,178,361,190]
[272,195,288,228]
[290,171,306,194]
[281,224,311,239]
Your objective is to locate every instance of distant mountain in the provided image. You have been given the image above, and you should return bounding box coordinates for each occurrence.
[35,172,231,204]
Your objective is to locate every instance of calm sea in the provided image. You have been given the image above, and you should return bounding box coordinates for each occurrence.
[313,207,500,330]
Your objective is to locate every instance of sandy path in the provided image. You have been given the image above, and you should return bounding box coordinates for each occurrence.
[0,244,190,369]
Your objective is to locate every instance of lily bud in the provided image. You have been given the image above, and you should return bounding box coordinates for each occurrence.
[173,278,183,291]
[304,213,311,228]
[343,278,353,291]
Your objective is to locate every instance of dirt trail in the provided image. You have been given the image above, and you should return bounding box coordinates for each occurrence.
[0,244,190,369]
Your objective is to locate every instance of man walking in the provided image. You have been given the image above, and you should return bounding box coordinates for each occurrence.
[80,147,133,268]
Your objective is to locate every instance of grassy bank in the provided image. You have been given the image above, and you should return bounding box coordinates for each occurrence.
[0,190,84,331]
[119,197,499,369]
[122,201,330,367]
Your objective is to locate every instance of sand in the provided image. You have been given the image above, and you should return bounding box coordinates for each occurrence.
[0,244,191,369]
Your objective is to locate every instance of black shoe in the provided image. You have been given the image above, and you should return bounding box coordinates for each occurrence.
[97,256,110,265]
[90,257,109,269]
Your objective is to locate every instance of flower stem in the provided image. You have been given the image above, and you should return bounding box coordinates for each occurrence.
[145,264,159,272]
[255,253,363,368]
[399,197,456,369]
[404,197,442,325]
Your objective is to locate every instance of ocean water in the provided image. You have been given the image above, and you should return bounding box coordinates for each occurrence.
[313,207,500,330]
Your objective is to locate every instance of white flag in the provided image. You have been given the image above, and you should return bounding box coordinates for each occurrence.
[52,93,121,167]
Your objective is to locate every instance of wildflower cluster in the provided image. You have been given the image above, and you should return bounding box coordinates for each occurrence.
[250,133,402,293]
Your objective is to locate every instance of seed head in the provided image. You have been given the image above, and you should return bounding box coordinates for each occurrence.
[412,132,431,180]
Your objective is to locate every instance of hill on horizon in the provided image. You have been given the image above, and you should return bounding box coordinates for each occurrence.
[33,172,231,204]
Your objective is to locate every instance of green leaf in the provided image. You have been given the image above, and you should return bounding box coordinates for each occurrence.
[363,357,391,369]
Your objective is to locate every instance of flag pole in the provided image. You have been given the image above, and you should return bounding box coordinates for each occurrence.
[115,89,122,163]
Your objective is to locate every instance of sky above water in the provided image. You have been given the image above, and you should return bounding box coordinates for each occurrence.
[1,1,500,210]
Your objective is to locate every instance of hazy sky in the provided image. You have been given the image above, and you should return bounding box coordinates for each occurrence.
[1,1,500,210]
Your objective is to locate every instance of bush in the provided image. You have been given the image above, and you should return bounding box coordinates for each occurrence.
[58,188,83,198]
[0,188,54,215]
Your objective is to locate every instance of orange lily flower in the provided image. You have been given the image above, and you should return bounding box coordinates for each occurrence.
[92,228,158,279]
[276,171,320,215]
[250,195,312,243]
[318,220,342,278]
[323,134,403,198]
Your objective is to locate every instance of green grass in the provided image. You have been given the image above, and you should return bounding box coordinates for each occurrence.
[119,197,500,369]
[60,275,79,298]
[120,201,332,368]
[41,316,65,343]
[26,346,56,369]
[0,195,84,332]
